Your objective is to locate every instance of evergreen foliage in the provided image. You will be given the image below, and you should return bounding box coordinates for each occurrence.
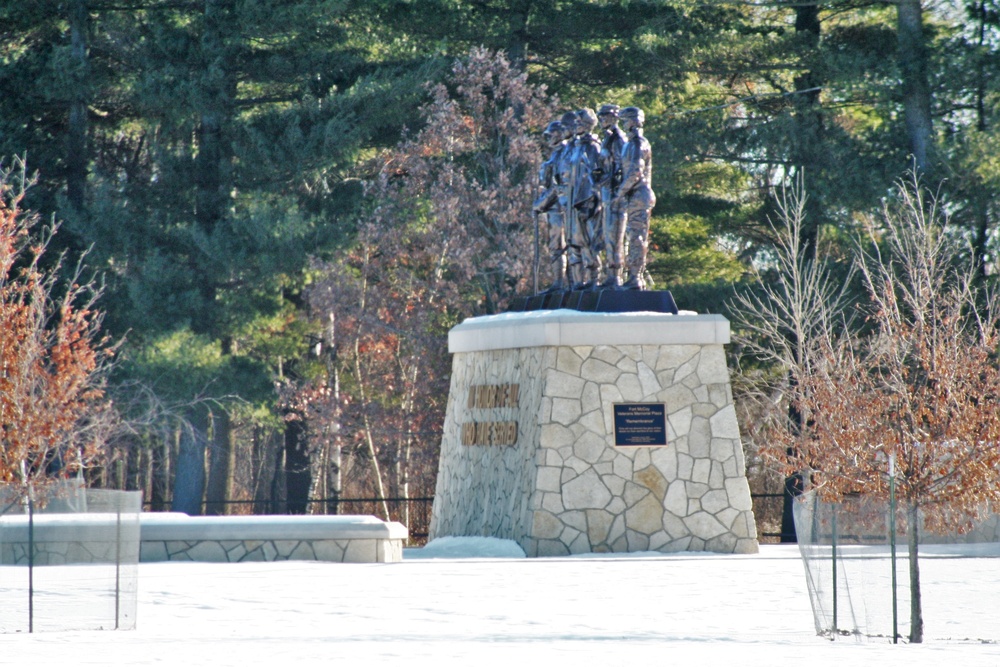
[2,1,1000,527]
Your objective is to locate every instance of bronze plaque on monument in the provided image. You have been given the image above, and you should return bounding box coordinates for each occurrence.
[612,403,668,447]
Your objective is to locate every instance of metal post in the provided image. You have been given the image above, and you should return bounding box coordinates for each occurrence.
[831,508,837,636]
[533,212,540,295]
[889,454,898,644]
[115,503,122,630]
[27,496,34,634]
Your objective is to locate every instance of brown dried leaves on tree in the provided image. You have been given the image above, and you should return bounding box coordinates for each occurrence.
[764,178,1000,529]
[297,49,558,502]
[0,158,114,497]
[364,46,558,313]
[738,176,1000,522]
[740,175,1000,642]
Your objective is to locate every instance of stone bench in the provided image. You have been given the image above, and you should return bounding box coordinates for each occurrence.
[0,513,408,565]
[139,513,407,563]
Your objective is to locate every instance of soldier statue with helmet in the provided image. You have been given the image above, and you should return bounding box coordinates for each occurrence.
[614,106,655,290]
[537,104,656,293]
[533,120,568,293]
[594,104,628,289]
[555,111,581,289]
[569,108,603,290]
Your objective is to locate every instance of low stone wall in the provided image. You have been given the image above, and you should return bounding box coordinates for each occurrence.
[0,514,407,565]
[0,513,139,565]
[431,310,759,556]
[139,514,407,563]
[920,513,1000,545]
[966,514,1000,542]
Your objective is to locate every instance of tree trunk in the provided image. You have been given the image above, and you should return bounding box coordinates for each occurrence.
[781,4,823,540]
[355,343,391,520]
[972,2,991,283]
[780,471,803,542]
[270,430,288,513]
[195,0,234,236]
[352,251,391,520]
[171,413,208,515]
[66,0,88,214]
[249,427,269,513]
[193,0,235,334]
[327,312,342,515]
[204,409,232,515]
[792,2,823,262]
[331,442,342,515]
[147,435,165,511]
[399,364,419,533]
[897,0,933,174]
[506,1,531,69]
[284,416,311,514]
[307,437,327,515]
[973,201,990,283]
[907,499,924,643]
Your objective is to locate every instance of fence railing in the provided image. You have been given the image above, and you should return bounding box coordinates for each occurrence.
[145,493,795,545]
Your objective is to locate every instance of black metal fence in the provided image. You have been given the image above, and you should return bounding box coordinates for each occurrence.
[751,492,796,542]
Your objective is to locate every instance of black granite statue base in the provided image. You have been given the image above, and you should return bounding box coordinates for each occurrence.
[507,289,678,315]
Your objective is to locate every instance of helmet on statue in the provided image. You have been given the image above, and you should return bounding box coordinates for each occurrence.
[619,106,645,127]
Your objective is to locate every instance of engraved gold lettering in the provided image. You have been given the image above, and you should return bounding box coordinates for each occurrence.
[459,420,519,446]
[467,384,521,410]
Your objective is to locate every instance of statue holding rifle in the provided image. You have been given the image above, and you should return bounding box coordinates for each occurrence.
[533,120,568,293]
[556,111,581,289]
[595,104,627,289]
[615,106,655,290]
[534,104,656,293]
[569,108,602,290]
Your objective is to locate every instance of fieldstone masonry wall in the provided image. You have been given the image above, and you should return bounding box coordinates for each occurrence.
[430,311,759,556]
[138,514,407,563]
[430,346,548,543]
[0,513,407,564]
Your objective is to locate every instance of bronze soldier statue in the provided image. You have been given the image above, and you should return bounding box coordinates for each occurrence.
[570,108,602,290]
[556,111,582,288]
[595,104,628,289]
[614,106,655,290]
[533,120,568,293]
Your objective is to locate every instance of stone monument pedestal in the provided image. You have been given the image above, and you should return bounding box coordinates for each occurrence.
[429,309,758,556]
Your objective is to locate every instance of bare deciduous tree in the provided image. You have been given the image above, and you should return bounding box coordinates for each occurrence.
[294,50,557,528]
[737,174,1000,643]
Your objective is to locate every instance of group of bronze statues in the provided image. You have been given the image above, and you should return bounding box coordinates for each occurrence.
[534,104,654,293]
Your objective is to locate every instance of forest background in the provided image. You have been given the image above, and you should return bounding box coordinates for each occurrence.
[2,0,999,539]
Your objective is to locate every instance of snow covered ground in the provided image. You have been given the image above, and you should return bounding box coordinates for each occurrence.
[1,540,998,666]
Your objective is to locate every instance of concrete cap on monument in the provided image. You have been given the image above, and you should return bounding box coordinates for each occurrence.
[448,311,730,353]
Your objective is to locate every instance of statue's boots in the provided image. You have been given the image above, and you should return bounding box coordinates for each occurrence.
[568,262,587,290]
[541,256,570,294]
[541,281,567,295]
[621,274,644,291]
[600,267,622,290]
